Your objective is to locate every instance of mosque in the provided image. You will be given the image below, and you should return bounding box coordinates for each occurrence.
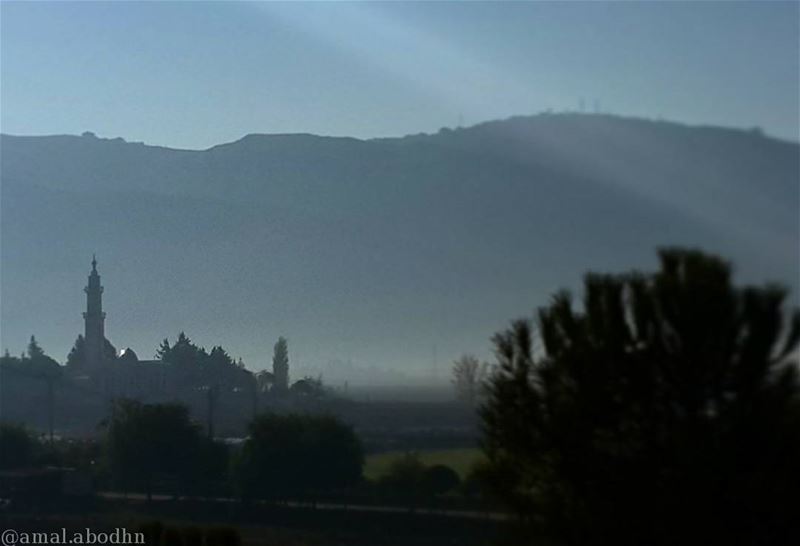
[67,257,255,401]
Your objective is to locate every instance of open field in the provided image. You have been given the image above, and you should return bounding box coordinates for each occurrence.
[364,447,485,480]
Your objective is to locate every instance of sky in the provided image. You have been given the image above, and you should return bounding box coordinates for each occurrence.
[1,1,798,149]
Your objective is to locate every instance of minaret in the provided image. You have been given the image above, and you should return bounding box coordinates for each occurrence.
[83,254,106,371]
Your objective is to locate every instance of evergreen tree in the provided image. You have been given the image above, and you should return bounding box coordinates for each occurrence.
[27,335,45,360]
[0,349,22,370]
[65,334,114,368]
[103,338,118,362]
[155,338,171,360]
[66,335,86,368]
[480,249,800,545]
[23,336,61,377]
[208,346,234,368]
[272,337,289,392]
[159,332,207,367]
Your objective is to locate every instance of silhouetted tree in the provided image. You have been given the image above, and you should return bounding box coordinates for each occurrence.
[0,350,20,368]
[101,338,118,363]
[451,354,488,405]
[153,333,253,394]
[66,334,116,369]
[27,335,45,360]
[377,455,461,504]
[156,337,171,360]
[0,423,36,469]
[22,336,61,378]
[421,464,461,497]
[272,337,289,392]
[66,334,86,368]
[377,452,426,505]
[154,332,206,366]
[480,248,800,546]
[205,345,235,386]
[208,346,235,369]
[187,436,230,497]
[171,332,208,367]
[235,413,362,502]
[290,375,325,398]
[104,399,207,501]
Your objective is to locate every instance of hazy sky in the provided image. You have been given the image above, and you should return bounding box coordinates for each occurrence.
[2,1,798,149]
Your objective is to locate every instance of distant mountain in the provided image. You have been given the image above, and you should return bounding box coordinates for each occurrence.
[2,114,798,383]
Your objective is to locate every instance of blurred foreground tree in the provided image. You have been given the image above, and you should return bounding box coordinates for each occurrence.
[480,248,800,546]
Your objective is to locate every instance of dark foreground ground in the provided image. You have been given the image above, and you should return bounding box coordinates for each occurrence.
[1,497,520,546]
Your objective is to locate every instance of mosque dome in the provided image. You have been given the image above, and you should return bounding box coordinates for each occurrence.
[118,347,139,362]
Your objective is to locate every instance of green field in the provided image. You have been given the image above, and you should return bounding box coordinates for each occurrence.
[364,447,485,481]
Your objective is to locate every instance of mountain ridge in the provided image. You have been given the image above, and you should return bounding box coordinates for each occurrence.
[1,113,797,382]
[3,112,796,153]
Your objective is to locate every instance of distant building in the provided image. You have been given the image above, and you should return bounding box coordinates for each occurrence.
[83,255,106,373]
[67,257,254,402]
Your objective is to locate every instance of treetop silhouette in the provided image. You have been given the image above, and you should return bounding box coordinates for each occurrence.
[481,248,800,546]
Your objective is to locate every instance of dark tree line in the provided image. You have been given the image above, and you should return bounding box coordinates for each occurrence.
[103,399,227,500]
[480,248,800,546]
[0,422,36,470]
[2,403,363,505]
[235,412,363,503]
[99,400,362,502]
[376,453,461,505]
[1,335,61,378]
[156,332,244,369]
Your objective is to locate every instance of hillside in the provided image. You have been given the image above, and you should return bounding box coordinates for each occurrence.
[2,114,797,382]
